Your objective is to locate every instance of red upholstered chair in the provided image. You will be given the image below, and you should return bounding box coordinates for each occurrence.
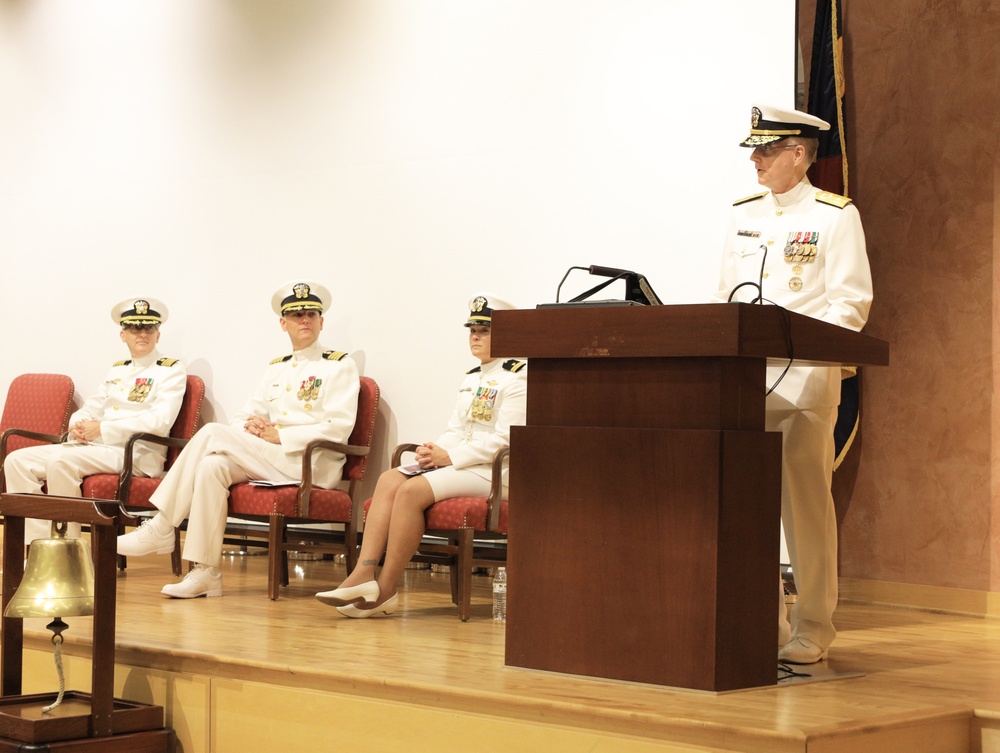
[0,373,77,488]
[81,375,206,575]
[364,444,509,621]
[226,376,380,600]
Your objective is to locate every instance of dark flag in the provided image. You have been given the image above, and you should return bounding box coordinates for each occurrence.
[833,366,859,470]
[807,0,848,197]
[808,0,857,469]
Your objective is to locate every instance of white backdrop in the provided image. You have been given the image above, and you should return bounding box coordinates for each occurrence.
[0,0,795,496]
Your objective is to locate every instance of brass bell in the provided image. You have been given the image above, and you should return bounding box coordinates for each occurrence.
[4,520,95,619]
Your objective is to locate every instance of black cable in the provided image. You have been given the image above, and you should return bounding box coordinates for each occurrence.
[726,245,768,304]
[765,307,795,397]
[777,661,814,681]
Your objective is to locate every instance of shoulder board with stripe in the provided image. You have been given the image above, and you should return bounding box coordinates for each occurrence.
[502,359,527,373]
[113,359,132,367]
[156,357,180,367]
[733,191,768,206]
[466,366,482,374]
[322,350,348,361]
[815,191,852,209]
[270,354,293,365]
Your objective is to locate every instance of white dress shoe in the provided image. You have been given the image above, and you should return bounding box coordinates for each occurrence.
[160,564,223,598]
[315,580,379,607]
[117,519,175,556]
[778,636,828,664]
[336,593,399,619]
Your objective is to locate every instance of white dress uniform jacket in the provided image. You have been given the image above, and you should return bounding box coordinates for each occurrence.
[64,350,187,477]
[433,358,527,484]
[715,179,873,408]
[230,342,361,487]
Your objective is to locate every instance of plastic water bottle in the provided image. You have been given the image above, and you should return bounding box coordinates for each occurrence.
[492,566,507,622]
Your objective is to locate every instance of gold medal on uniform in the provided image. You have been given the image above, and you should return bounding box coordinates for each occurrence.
[299,377,320,410]
[788,277,803,291]
[471,387,484,420]
[128,378,152,403]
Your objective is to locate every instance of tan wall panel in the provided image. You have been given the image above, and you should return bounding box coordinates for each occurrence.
[116,665,211,753]
[210,677,729,753]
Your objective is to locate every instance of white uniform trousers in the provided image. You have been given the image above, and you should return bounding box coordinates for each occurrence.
[149,424,301,568]
[4,443,134,542]
[767,406,838,650]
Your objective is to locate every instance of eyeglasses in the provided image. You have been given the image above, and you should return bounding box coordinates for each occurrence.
[753,142,801,157]
[122,324,159,334]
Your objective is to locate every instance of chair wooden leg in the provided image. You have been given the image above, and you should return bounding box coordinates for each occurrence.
[456,527,473,622]
[116,518,128,571]
[448,548,460,605]
[267,513,286,601]
[346,519,358,573]
[170,530,182,576]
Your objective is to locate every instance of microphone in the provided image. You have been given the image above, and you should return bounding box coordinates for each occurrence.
[588,264,633,278]
[548,265,662,306]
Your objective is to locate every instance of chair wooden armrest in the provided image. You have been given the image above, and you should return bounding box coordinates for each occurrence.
[0,427,66,457]
[485,447,509,532]
[391,443,421,467]
[0,429,67,486]
[297,438,371,516]
[117,432,194,508]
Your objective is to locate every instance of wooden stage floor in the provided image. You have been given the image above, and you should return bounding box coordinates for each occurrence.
[15,542,1000,753]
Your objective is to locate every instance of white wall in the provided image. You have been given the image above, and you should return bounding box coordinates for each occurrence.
[0,0,795,492]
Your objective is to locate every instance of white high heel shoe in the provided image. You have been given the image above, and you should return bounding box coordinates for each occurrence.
[315,580,379,607]
[336,593,400,619]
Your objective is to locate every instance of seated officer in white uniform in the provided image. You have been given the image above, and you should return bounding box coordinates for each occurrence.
[315,293,526,618]
[117,281,361,599]
[4,297,187,543]
[715,104,873,664]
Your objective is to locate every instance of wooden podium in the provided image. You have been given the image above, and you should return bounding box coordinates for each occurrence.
[491,303,889,692]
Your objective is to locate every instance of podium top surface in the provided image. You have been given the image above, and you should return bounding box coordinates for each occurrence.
[491,303,889,367]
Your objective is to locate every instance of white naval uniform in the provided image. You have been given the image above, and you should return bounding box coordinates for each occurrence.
[423,358,527,497]
[715,178,873,650]
[150,342,360,568]
[4,350,187,541]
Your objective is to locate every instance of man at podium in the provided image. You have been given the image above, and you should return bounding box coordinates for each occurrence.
[716,104,873,664]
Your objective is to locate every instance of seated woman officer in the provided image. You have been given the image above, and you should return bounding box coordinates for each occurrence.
[315,293,527,618]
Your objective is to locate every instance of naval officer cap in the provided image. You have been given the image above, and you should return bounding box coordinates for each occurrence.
[271,280,331,316]
[111,297,168,327]
[465,293,516,327]
[739,104,830,147]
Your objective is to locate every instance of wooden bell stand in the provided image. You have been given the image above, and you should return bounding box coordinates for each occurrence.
[0,493,174,751]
